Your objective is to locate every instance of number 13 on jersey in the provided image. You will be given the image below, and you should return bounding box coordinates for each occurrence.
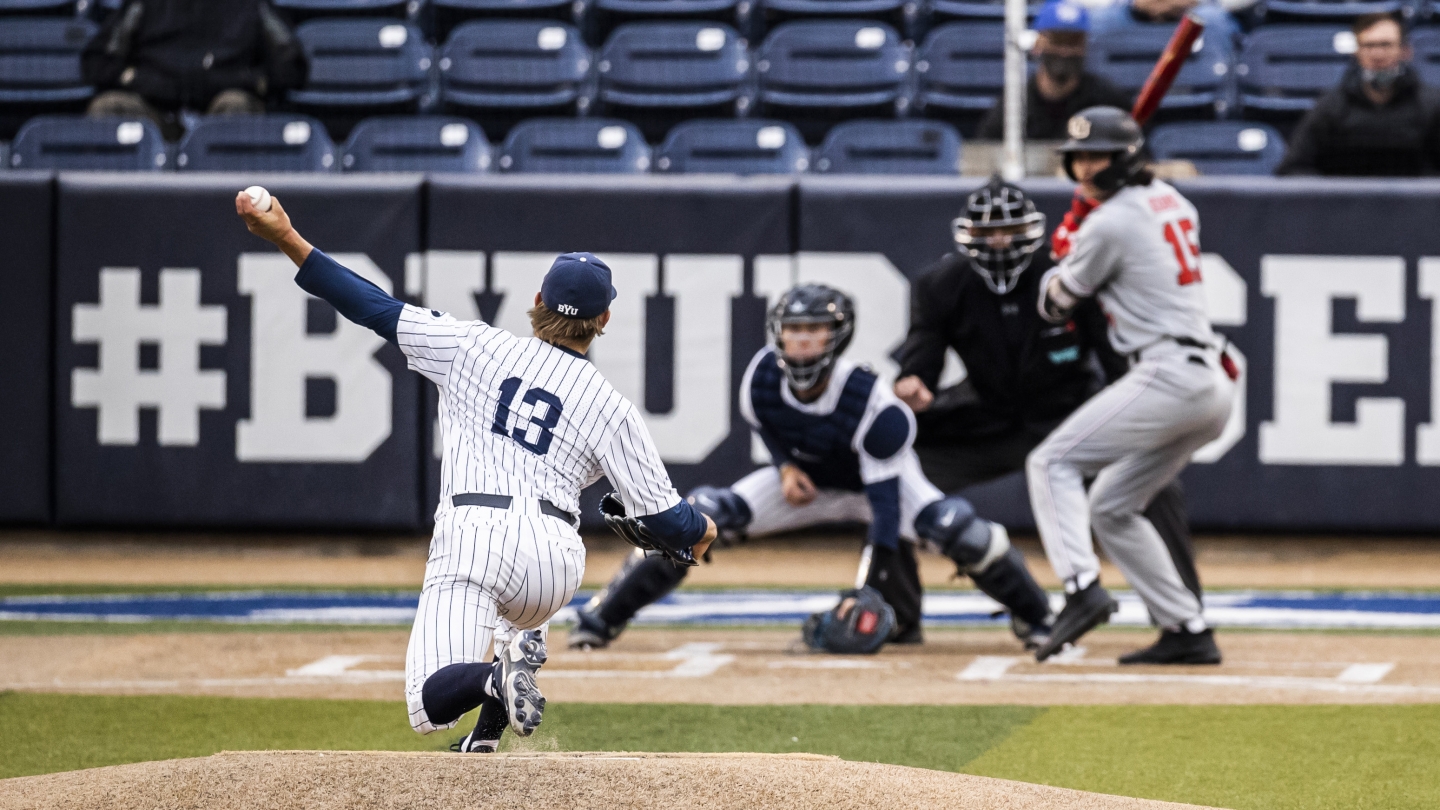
[1162,217,1202,286]
[491,377,564,456]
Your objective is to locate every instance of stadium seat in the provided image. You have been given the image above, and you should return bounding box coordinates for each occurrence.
[9,114,167,170]
[812,118,958,173]
[1236,24,1352,119]
[654,118,808,172]
[430,0,579,44]
[590,0,750,46]
[0,17,97,109]
[0,0,80,16]
[497,117,649,172]
[1148,121,1285,175]
[755,20,911,140]
[1253,0,1407,23]
[341,115,491,170]
[175,114,337,171]
[1408,27,1440,87]
[596,22,750,139]
[913,22,1003,126]
[289,19,433,136]
[926,0,1041,23]
[758,0,914,40]
[1087,22,1234,118]
[270,0,417,23]
[439,20,592,137]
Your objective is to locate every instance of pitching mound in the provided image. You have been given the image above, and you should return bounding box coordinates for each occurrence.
[0,750,1217,810]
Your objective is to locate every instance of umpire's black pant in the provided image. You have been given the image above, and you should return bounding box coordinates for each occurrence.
[914,429,1204,603]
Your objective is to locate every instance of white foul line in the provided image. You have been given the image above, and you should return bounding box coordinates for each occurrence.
[954,655,1428,695]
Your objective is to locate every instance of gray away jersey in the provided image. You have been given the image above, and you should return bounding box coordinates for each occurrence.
[1051,179,1215,356]
[395,305,682,520]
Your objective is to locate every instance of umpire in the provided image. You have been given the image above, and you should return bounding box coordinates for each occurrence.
[891,176,1204,606]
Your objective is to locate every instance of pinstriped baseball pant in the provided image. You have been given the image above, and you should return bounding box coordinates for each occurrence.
[1026,348,1232,629]
[405,506,585,733]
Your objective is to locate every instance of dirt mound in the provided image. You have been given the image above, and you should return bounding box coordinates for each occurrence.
[0,750,1217,810]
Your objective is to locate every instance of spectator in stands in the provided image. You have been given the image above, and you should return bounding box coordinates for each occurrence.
[1278,12,1440,176]
[977,1,1130,141]
[81,0,306,140]
[1089,0,1240,44]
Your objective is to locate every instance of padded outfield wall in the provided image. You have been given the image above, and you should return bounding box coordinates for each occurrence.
[7,173,1440,531]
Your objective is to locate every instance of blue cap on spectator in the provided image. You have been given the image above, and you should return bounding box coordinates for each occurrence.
[1034,0,1089,32]
[541,252,617,319]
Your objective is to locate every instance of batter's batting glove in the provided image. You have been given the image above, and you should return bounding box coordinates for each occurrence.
[599,492,700,568]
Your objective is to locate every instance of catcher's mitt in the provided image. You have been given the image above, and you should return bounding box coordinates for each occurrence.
[801,586,897,655]
[599,492,699,567]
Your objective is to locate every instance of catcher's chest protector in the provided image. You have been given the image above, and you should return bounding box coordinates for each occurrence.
[750,351,874,492]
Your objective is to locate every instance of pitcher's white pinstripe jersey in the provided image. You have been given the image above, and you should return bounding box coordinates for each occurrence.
[395,304,680,519]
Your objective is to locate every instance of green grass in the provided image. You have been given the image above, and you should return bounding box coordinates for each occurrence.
[4,695,1439,809]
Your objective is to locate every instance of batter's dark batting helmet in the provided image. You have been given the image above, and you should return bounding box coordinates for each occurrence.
[1056,106,1146,193]
[952,175,1047,295]
[766,284,855,391]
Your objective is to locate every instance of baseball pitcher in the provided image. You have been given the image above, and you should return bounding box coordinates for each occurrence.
[1029,106,1236,664]
[236,192,715,753]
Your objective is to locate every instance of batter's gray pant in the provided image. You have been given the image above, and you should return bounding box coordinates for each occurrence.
[1026,346,1233,629]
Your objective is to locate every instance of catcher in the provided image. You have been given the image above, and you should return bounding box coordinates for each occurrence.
[582,284,1055,654]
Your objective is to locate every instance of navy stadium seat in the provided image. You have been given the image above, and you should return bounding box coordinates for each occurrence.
[289,19,433,135]
[175,114,337,171]
[596,22,750,138]
[759,0,914,40]
[914,22,1003,123]
[9,114,167,170]
[1236,24,1352,118]
[1148,121,1285,175]
[270,0,416,22]
[756,20,911,139]
[1408,27,1440,87]
[813,118,958,173]
[591,0,750,46]
[654,118,807,172]
[497,117,649,172]
[1087,22,1234,118]
[1254,0,1407,22]
[341,115,491,170]
[0,17,96,108]
[439,20,592,136]
[927,0,1040,23]
[430,0,578,43]
[0,0,80,16]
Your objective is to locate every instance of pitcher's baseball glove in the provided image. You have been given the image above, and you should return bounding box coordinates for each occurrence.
[599,492,699,567]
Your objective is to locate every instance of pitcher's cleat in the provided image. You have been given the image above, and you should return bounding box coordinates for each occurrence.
[449,729,497,754]
[496,629,548,736]
[1035,581,1118,662]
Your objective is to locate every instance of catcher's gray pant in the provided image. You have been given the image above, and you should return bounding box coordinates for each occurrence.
[405,504,585,733]
[1026,345,1233,630]
[731,452,944,541]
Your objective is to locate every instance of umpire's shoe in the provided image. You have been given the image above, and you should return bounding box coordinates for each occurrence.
[496,629,548,736]
[1034,580,1118,662]
[567,606,619,651]
[1119,628,1222,665]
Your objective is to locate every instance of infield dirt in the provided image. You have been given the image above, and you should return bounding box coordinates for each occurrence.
[0,750,1217,810]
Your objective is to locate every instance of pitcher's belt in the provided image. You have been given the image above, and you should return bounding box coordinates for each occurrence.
[452,493,575,524]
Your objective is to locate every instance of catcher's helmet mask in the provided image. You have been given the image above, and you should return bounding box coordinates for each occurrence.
[1057,105,1147,193]
[766,284,856,392]
[952,175,1048,295]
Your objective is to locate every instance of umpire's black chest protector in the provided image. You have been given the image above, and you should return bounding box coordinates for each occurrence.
[750,351,874,492]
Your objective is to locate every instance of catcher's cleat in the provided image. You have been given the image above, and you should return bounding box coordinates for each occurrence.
[1119,628,1222,665]
[1010,612,1055,652]
[567,608,617,651]
[1034,580,1117,662]
[496,629,548,736]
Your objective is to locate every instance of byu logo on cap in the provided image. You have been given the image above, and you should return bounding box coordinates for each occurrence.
[557,304,579,316]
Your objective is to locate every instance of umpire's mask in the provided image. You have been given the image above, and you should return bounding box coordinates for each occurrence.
[952,175,1047,295]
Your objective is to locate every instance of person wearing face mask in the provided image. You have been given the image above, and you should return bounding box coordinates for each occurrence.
[977,0,1131,141]
[1278,12,1440,176]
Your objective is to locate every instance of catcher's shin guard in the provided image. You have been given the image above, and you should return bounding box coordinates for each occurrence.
[685,485,752,533]
[580,548,690,643]
[915,496,1051,627]
[863,543,924,643]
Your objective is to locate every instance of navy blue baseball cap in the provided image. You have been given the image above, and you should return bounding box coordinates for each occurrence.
[541,252,617,319]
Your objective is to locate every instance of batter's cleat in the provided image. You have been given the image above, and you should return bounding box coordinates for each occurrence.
[449,729,497,754]
[567,607,619,651]
[1034,581,1118,662]
[1010,613,1055,652]
[496,629,548,736]
[1119,628,1222,665]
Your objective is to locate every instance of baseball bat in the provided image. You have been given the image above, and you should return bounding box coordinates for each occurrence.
[1129,13,1206,126]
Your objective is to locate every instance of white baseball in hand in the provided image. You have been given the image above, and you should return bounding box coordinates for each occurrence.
[244,185,272,212]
